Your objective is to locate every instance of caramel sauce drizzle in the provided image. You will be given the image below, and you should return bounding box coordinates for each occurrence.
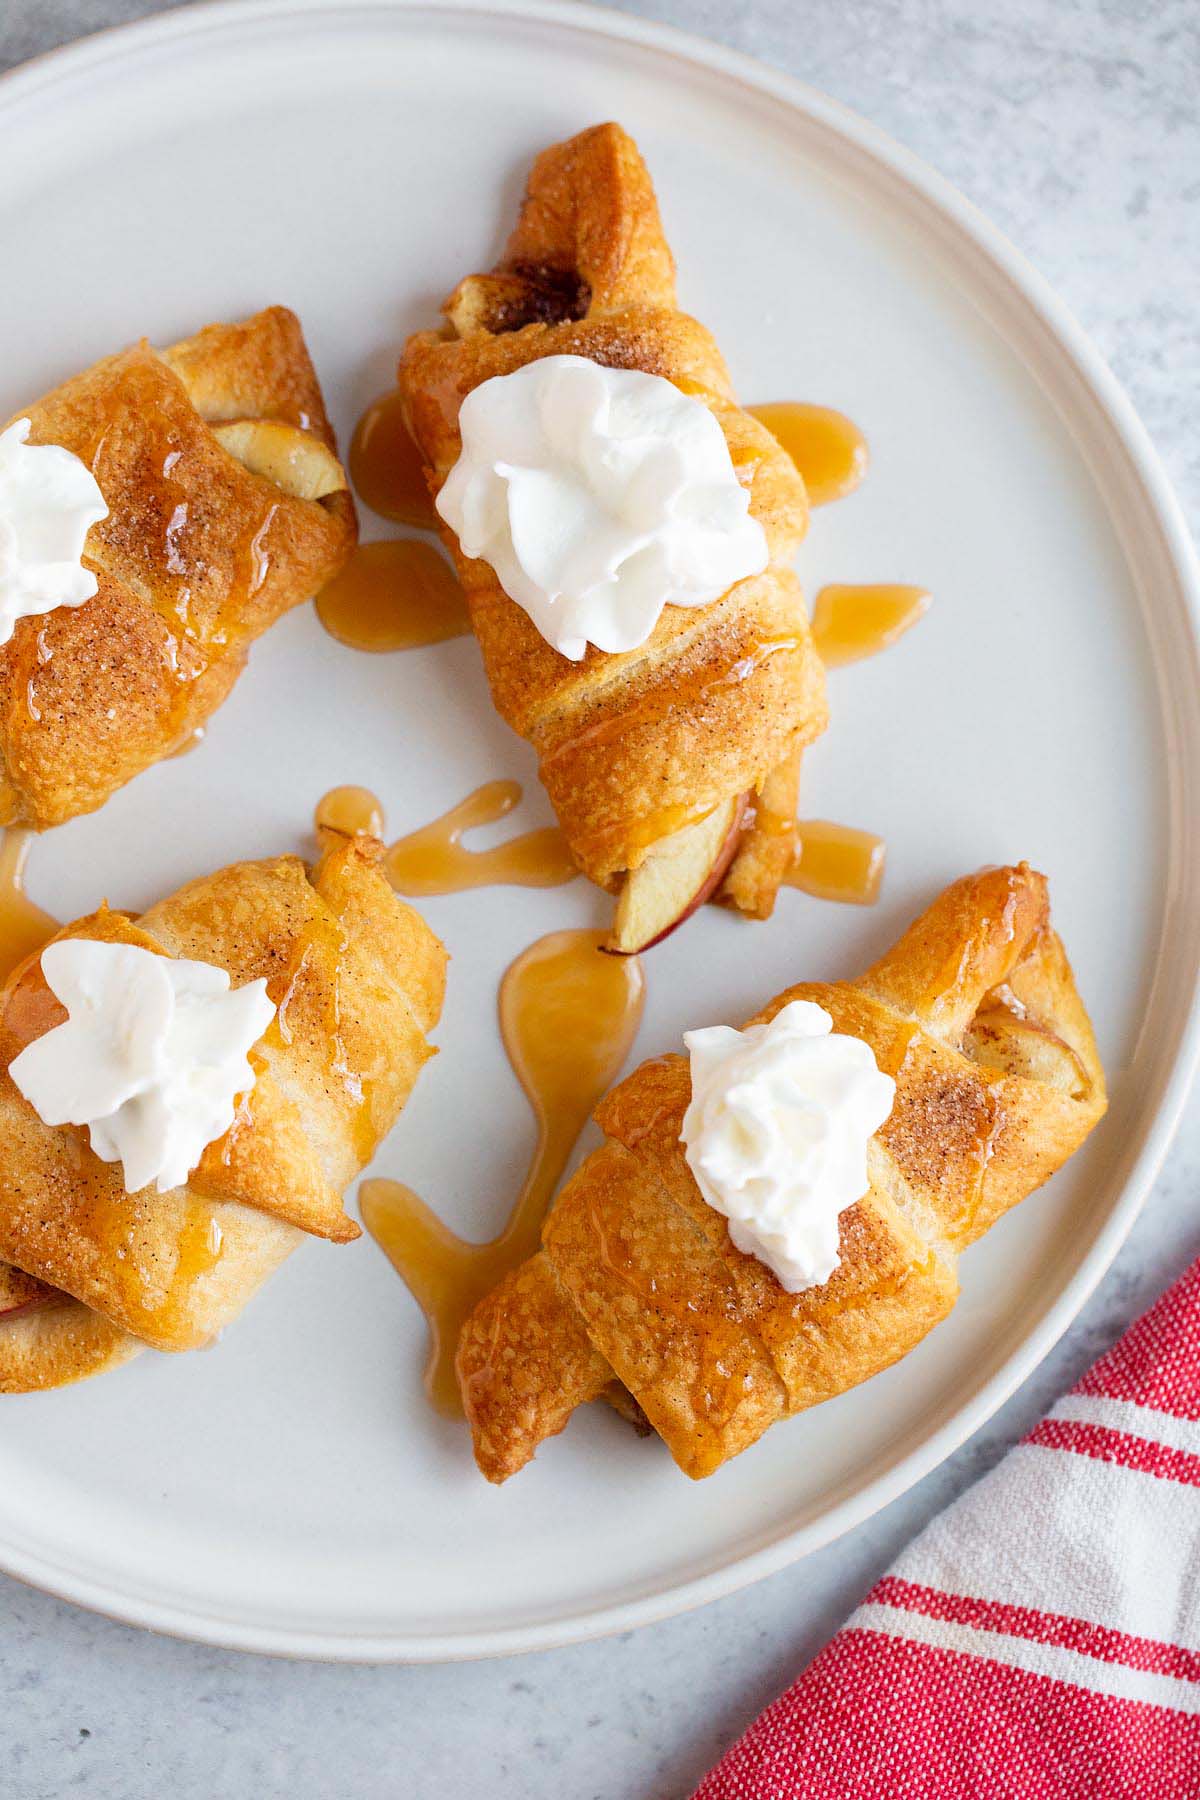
[386,781,576,896]
[785,820,886,906]
[541,635,801,782]
[362,929,645,1414]
[169,726,207,759]
[314,782,577,897]
[316,391,469,655]
[170,1213,226,1293]
[349,389,438,531]
[0,830,58,985]
[748,402,869,506]
[314,781,881,910]
[812,584,931,667]
[315,539,470,653]
[315,785,385,841]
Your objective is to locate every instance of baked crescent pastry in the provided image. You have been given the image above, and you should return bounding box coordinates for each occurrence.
[0,835,445,1390]
[457,865,1106,1480]
[400,125,827,944]
[1,307,356,829]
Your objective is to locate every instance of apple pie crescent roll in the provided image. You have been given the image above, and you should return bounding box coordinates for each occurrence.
[457,865,1106,1480]
[400,125,827,938]
[0,835,445,1388]
[1,307,356,829]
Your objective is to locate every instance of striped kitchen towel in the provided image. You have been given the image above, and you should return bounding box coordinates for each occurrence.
[693,1257,1200,1798]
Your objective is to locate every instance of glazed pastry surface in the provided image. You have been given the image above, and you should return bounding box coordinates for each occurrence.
[0,836,445,1381]
[1,307,357,829]
[457,865,1107,1480]
[400,124,827,913]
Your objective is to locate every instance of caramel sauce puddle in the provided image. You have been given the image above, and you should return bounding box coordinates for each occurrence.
[748,401,868,506]
[0,831,58,985]
[786,821,886,906]
[812,584,931,667]
[314,785,386,841]
[315,391,468,654]
[349,389,438,531]
[362,929,645,1414]
[315,540,470,653]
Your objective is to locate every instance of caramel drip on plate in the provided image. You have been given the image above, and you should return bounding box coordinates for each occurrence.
[749,402,868,506]
[812,584,931,667]
[362,929,645,1415]
[315,785,385,841]
[314,781,883,911]
[168,727,207,759]
[315,540,470,653]
[0,831,57,984]
[349,389,438,530]
[313,782,575,896]
[385,780,577,896]
[0,834,65,1121]
[785,820,886,906]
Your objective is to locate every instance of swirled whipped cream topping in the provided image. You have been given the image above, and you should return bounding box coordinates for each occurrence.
[681,1000,896,1292]
[436,355,768,660]
[0,419,108,647]
[9,940,276,1195]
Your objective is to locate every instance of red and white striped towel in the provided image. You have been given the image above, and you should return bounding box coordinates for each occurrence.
[693,1257,1200,1798]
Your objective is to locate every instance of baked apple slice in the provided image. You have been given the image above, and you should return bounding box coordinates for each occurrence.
[606,796,745,955]
[212,418,347,502]
[964,996,1089,1098]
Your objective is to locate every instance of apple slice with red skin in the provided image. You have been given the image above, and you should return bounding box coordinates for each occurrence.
[605,795,746,955]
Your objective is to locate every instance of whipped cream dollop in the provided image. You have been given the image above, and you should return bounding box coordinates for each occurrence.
[681,1000,896,1293]
[436,355,768,660]
[0,419,108,647]
[9,940,276,1195]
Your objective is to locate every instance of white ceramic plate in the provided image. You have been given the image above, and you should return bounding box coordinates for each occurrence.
[0,0,1197,1664]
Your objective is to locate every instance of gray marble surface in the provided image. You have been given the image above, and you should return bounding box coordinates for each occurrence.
[1,2,1198,1796]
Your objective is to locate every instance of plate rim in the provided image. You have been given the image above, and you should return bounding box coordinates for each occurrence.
[1,0,1199,1663]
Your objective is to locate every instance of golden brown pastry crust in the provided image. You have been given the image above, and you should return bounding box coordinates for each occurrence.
[0,837,446,1363]
[0,1262,141,1393]
[400,125,826,903]
[1,307,357,829]
[457,865,1107,1481]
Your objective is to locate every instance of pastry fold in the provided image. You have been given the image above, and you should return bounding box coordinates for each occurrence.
[2,307,357,829]
[0,835,445,1387]
[400,124,827,914]
[457,865,1107,1481]
[0,1263,138,1393]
